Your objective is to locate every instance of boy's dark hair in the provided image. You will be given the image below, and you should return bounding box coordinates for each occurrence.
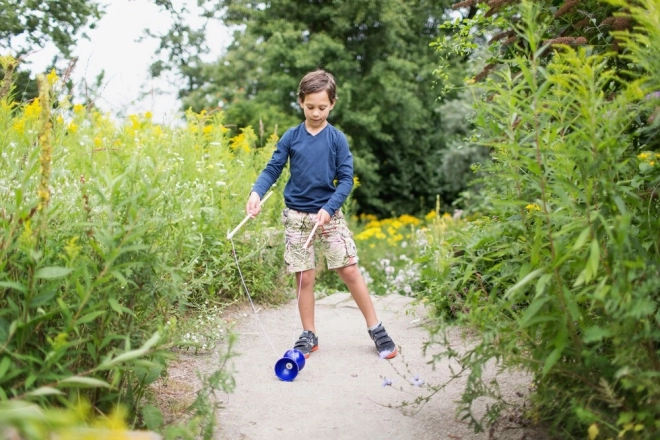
[298,70,337,103]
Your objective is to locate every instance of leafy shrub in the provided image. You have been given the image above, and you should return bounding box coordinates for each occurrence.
[0,68,285,437]
[424,1,660,438]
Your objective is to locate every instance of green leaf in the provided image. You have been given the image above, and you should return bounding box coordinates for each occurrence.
[534,273,553,299]
[0,281,27,293]
[587,239,600,280]
[25,374,37,389]
[519,296,552,328]
[35,267,73,279]
[76,311,106,325]
[141,404,164,431]
[582,326,612,343]
[572,227,591,251]
[24,387,63,397]
[108,297,122,315]
[0,357,11,380]
[58,376,111,389]
[543,330,568,377]
[100,332,161,368]
[505,268,544,299]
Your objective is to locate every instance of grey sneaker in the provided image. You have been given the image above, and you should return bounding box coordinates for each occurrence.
[294,330,318,359]
[368,323,397,359]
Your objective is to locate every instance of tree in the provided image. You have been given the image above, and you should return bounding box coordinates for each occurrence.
[0,0,105,102]
[167,0,456,216]
[0,0,104,57]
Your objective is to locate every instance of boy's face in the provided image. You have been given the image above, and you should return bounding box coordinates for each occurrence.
[299,90,335,130]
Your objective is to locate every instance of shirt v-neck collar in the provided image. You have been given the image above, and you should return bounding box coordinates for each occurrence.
[304,121,328,137]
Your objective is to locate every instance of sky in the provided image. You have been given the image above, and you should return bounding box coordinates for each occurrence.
[23,0,232,125]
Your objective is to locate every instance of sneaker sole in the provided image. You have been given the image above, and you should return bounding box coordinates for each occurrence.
[303,346,319,359]
[381,348,397,359]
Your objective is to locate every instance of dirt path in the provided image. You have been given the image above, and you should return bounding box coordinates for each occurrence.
[166,293,549,440]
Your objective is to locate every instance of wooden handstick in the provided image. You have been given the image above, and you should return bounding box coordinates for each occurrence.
[303,222,319,249]
[227,191,274,239]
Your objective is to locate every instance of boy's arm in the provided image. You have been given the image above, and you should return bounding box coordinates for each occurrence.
[247,132,290,216]
[251,132,290,198]
[321,133,353,217]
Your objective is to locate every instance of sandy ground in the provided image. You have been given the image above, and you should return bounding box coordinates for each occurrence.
[164,293,550,440]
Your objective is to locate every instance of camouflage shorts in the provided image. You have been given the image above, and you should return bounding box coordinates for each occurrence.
[281,208,359,273]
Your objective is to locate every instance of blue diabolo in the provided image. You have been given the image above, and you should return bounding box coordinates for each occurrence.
[274,349,306,381]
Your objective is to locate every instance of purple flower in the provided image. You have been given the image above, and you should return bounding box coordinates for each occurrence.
[381,377,393,387]
[411,374,425,387]
[646,91,660,100]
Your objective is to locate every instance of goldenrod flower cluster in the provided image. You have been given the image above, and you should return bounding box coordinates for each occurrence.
[355,213,431,247]
[638,151,659,167]
[230,127,257,153]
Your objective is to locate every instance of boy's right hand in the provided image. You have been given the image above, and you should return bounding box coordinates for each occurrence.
[246,192,261,218]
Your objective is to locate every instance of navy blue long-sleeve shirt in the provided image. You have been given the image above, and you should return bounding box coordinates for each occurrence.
[251,122,354,217]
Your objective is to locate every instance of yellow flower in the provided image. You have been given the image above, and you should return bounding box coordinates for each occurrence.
[230,132,251,153]
[398,214,420,226]
[46,68,59,86]
[12,119,25,134]
[24,98,41,118]
[650,161,655,166]
[67,122,78,133]
[152,125,163,137]
[525,203,541,212]
[144,111,153,120]
[359,213,378,223]
[424,210,437,221]
[129,114,140,129]
[73,103,85,113]
[637,152,649,160]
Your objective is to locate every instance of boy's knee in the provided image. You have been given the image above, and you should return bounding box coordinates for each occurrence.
[336,263,359,279]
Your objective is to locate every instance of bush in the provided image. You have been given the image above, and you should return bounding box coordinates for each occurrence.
[0,69,285,436]
[424,1,660,438]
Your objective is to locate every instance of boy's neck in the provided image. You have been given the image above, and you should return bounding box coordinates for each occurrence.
[304,119,328,136]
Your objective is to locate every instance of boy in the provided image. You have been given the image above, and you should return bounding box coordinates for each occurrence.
[246,69,397,360]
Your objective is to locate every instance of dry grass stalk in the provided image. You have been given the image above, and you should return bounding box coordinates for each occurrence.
[474,63,498,82]
[490,29,516,44]
[554,0,580,18]
[485,0,520,18]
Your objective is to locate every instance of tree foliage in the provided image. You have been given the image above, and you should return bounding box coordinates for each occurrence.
[0,0,104,57]
[169,0,456,216]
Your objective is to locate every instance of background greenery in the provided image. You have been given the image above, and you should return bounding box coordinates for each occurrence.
[421,0,660,438]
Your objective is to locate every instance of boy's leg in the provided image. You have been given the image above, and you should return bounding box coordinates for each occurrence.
[322,210,396,359]
[335,264,379,328]
[283,209,320,358]
[295,269,317,333]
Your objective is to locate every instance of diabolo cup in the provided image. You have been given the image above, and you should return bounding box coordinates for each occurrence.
[274,356,299,381]
[283,349,306,371]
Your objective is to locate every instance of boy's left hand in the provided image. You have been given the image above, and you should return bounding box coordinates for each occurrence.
[316,209,331,226]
